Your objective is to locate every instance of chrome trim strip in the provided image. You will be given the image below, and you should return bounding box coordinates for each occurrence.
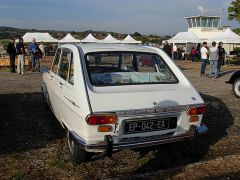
[92,104,205,117]
[64,96,80,109]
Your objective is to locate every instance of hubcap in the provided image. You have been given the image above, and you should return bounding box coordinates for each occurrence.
[234,81,240,96]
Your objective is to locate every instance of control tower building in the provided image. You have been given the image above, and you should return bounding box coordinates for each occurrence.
[184,15,226,41]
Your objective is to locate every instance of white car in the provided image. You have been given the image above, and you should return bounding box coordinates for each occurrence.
[42,43,207,163]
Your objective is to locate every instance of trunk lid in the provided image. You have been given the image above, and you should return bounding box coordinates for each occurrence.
[87,84,203,113]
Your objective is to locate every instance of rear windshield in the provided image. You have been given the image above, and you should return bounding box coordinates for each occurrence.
[85,52,178,86]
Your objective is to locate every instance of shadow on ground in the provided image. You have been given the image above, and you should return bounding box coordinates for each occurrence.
[131,93,233,177]
[219,70,236,77]
[0,92,65,155]
[177,65,193,71]
[0,92,234,179]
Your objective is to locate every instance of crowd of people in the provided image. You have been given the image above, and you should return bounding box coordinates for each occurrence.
[162,41,191,60]
[5,37,226,78]
[200,41,225,78]
[6,37,50,74]
[162,40,226,78]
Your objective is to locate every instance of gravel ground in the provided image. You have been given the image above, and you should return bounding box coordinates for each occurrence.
[0,60,240,179]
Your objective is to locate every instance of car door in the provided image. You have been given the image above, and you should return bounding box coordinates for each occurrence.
[57,48,79,129]
[48,48,63,120]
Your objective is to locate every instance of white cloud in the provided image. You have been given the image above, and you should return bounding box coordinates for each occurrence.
[197,5,210,14]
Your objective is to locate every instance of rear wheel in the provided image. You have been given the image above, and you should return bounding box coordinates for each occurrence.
[233,77,240,98]
[67,130,88,164]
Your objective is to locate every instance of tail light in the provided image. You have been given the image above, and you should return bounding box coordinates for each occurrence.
[86,114,117,125]
[187,105,206,115]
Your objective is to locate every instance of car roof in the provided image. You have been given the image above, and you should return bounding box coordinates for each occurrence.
[75,43,159,54]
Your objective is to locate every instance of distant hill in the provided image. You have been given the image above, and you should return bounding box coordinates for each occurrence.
[0,26,27,39]
[0,26,64,40]
[0,26,167,45]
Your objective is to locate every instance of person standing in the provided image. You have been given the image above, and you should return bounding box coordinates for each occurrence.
[200,42,208,76]
[36,45,43,71]
[6,38,16,73]
[218,42,225,73]
[39,41,45,62]
[190,47,197,62]
[28,38,39,72]
[209,41,219,78]
[163,41,172,58]
[16,38,25,74]
[172,44,178,60]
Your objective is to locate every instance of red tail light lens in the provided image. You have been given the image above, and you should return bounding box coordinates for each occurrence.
[187,106,206,115]
[86,114,117,125]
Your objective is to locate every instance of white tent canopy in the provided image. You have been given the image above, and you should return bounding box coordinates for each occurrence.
[208,28,240,44]
[122,35,141,44]
[22,32,58,43]
[59,33,80,43]
[101,34,121,44]
[81,33,100,43]
[168,31,203,44]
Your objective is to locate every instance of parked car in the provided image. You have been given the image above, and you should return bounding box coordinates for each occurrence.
[42,44,208,163]
[226,70,240,98]
[229,50,240,57]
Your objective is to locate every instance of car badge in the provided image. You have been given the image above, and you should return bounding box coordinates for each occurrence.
[191,97,196,101]
[153,102,157,105]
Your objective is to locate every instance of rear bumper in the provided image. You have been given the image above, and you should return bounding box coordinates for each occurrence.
[70,124,208,152]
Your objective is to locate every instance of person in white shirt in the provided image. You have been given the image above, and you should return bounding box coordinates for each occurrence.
[200,42,208,76]
[39,42,45,62]
[172,44,178,60]
[209,41,219,78]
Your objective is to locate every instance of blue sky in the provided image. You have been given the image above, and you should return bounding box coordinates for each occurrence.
[0,0,238,35]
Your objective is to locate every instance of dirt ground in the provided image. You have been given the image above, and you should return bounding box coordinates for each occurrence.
[0,58,240,179]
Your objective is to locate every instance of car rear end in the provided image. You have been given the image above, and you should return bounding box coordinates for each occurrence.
[72,44,207,153]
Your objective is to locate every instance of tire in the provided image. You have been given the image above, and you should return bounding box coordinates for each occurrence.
[67,130,88,164]
[233,77,240,98]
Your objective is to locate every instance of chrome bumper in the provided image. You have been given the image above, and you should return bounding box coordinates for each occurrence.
[70,124,208,153]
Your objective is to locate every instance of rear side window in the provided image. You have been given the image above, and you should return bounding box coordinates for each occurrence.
[52,48,61,74]
[85,52,178,86]
[58,48,72,81]
[69,52,74,85]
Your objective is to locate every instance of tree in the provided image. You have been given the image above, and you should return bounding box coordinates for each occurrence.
[233,28,240,35]
[133,32,142,36]
[228,0,240,22]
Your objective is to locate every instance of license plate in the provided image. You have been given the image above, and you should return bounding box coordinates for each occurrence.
[124,117,177,134]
